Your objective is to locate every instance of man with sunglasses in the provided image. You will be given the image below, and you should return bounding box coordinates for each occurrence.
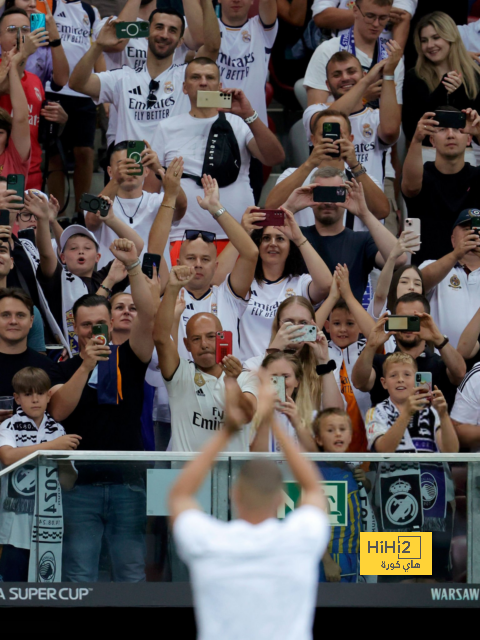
[69,7,220,145]
[304,0,405,109]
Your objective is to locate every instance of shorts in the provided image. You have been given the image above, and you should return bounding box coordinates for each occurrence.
[45,93,97,151]
[169,238,229,265]
[319,552,358,583]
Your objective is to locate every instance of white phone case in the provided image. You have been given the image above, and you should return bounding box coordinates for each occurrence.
[405,218,421,251]
[271,376,286,403]
[197,91,232,109]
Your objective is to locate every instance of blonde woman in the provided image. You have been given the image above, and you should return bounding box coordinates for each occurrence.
[403,11,480,151]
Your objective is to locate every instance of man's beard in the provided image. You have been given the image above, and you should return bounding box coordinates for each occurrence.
[314,206,341,226]
[396,333,422,349]
[148,37,178,61]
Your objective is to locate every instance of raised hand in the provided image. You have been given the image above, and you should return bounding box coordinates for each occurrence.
[0,189,23,212]
[277,396,302,430]
[168,265,195,290]
[384,39,403,75]
[81,337,112,371]
[48,194,60,223]
[223,376,249,434]
[221,354,242,379]
[405,388,430,417]
[306,327,330,364]
[109,238,138,267]
[196,174,222,215]
[442,71,462,95]
[334,263,353,299]
[241,206,265,234]
[413,112,439,144]
[431,386,448,417]
[174,288,186,321]
[453,230,480,259]
[105,258,127,284]
[163,156,184,199]
[460,108,480,137]
[95,17,123,50]
[52,434,82,450]
[277,208,304,245]
[338,137,358,169]
[24,190,49,220]
[344,179,369,218]
[140,140,162,174]
[269,322,307,350]
[367,313,394,350]
[40,101,68,124]
[220,88,254,119]
[391,230,421,258]
[24,27,49,57]
[283,184,316,215]
[414,311,444,345]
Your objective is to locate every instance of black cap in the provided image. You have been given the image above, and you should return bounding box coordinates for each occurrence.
[452,208,480,231]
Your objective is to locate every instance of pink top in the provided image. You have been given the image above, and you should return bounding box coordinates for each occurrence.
[0,139,30,179]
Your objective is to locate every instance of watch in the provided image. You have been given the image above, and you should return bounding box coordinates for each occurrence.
[316,360,336,376]
[351,164,367,178]
[244,111,258,125]
[213,207,226,219]
[437,335,449,350]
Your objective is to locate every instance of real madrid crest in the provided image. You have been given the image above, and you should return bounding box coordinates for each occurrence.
[242,30,251,42]
[194,372,205,387]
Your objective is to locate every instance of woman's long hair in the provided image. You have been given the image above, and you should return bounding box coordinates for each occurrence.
[387,265,425,314]
[414,11,480,99]
[251,227,305,284]
[269,296,322,409]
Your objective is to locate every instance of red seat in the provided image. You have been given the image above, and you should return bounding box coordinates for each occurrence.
[265,82,274,107]
[248,0,260,18]
[451,464,467,496]
[451,536,467,583]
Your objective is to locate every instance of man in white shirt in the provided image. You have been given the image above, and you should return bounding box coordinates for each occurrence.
[419,209,480,350]
[266,108,389,227]
[168,370,329,640]
[152,57,284,248]
[153,265,258,452]
[451,363,480,451]
[304,0,404,108]
[69,8,220,143]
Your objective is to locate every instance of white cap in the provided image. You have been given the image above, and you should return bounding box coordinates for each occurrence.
[60,224,99,253]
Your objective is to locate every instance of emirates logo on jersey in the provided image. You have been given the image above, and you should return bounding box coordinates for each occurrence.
[362,124,374,139]
[241,30,251,43]
[164,81,174,94]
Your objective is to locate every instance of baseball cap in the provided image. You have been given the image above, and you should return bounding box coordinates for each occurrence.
[60,224,99,253]
[452,208,480,231]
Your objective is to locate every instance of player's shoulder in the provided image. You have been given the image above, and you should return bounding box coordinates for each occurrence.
[284,505,329,540]
[316,36,339,55]
[459,362,480,394]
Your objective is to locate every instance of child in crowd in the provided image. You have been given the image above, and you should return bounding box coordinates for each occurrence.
[0,367,80,581]
[312,408,370,583]
[315,265,376,452]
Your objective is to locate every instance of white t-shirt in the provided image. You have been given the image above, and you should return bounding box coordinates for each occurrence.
[174,506,329,640]
[303,35,404,105]
[238,275,312,361]
[164,357,258,451]
[0,411,65,550]
[458,21,480,53]
[91,190,172,270]
[95,63,190,144]
[152,112,255,240]
[311,0,417,41]
[451,364,480,451]
[46,0,101,98]
[218,16,278,125]
[419,261,480,350]
[303,104,392,188]
[178,276,249,359]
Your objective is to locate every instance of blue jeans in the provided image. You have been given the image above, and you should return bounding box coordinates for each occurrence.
[62,484,146,582]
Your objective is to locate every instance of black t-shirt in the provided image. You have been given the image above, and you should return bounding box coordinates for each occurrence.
[57,340,148,453]
[371,345,456,409]
[36,260,128,332]
[299,226,378,301]
[403,162,480,265]
[0,348,62,396]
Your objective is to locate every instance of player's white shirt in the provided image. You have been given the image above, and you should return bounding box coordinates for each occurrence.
[95,63,190,144]
[458,21,480,53]
[451,363,480,451]
[419,260,480,349]
[311,0,417,41]
[174,506,329,640]
[303,36,404,105]
[164,357,258,451]
[152,112,254,241]
[0,411,65,550]
[93,17,190,147]
[303,104,392,189]
[46,0,101,97]
[178,277,249,359]
[90,190,172,271]
[217,15,278,125]
[275,165,382,231]
[238,274,312,361]
[328,338,371,419]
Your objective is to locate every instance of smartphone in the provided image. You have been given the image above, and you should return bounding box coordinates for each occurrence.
[271,375,286,403]
[291,324,317,343]
[215,331,233,364]
[313,186,346,203]
[38,99,60,144]
[7,174,24,203]
[196,91,232,109]
[415,371,432,394]
[126,140,146,176]
[18,228,36,244]
[470,210,480,234]
[79,193,110,217]
[385,315,421,332]
[254,209,285,227]
[0,210,9,226]
[92,323,109,346]
[323,121,341,158]
[434,110,466,130]
[16,28,24,49]
[30,13,46,30]
[142,252,161,279]
[115,21,149,38]
[404,218,421,251]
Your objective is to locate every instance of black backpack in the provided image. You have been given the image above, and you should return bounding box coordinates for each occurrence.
[183,112,241,188]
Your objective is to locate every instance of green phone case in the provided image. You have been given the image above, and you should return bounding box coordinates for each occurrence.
[115,21,149,39]
[126,140,146,176]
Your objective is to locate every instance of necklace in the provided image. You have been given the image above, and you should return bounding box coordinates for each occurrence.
[116,194,144,224]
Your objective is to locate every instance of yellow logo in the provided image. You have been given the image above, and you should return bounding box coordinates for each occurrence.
[449,275,461,289]
[360,532,432,576]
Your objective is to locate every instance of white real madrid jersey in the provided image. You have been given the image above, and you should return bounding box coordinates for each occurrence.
[238,275,312,361]
[164,357,258,451]
[217,16,278,125]
[95,63,190,143]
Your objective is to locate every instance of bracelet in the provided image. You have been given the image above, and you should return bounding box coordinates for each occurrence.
[160,203,175,210]
[316,360,336,376]
[383,75,395,81]
[350,162,361,171]
[49,39,61,48]
[352,164,367,178]
[99,284,112,295]
[296,238,308,249]
[244,111,258,125]
[125,259,141,271]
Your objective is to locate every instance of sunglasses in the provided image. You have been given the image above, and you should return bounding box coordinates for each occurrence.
[183,230,217,243]
[146,79,160,110]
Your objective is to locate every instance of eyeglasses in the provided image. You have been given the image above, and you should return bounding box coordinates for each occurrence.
[146,79,160,109]
[5,25,30,33]
[18,212,37,222]
[356,5,390,25]
[184,230,217,243]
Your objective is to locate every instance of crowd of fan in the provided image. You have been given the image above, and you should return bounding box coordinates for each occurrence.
[0,0,479,585]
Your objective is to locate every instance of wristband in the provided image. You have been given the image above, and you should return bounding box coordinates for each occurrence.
[316,360,336,376]
[437,335,449,350]
[99,284,112,295]
[160,203,176,210]
[296,238,308,249]
[213,207,226,219]
[125,259,141,271]
[383,75,395,81]
[244,111,258,125]
[49,39,61,48]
